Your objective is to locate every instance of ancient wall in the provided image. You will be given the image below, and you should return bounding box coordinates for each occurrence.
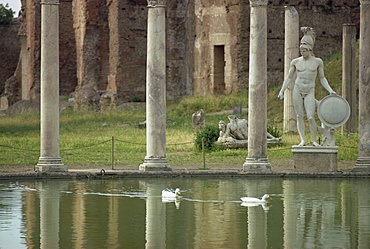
[0,0,362,109]
[193,0,240,96]
[0,21,21,100]
[166,0,195,98]
[114,0,148,102]
[59,0,77,94]
[194,0,360,95]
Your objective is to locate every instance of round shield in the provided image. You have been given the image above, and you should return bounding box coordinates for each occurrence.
[317,94,350,128]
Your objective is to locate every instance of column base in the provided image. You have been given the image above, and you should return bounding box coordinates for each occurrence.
[353,157,370,172]
[243,157,271,172]
[292,146,338,172]
[140,157,171,171]
[35,157,68,172]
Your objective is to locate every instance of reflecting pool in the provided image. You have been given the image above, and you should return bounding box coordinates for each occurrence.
[0,177,369,248]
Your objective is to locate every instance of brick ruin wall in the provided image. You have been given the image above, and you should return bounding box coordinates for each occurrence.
[0,0,361,109]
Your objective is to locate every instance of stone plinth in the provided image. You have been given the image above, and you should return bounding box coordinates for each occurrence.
[139,158,171,171]
[292,146,338,172]
[36,157,67,172]
[243,157,271,172]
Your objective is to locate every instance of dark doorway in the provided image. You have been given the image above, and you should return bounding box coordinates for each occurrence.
[213,45,225,94]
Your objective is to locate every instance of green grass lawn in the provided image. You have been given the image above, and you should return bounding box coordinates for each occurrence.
[0,49,358,167]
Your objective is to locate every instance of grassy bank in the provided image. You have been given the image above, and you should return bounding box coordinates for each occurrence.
[0,51,358,169]
[0,96,357,169]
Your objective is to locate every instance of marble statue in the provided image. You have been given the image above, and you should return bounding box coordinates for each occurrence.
[278,27,336,146]
[192,109,205,129]
[218,115,277,143]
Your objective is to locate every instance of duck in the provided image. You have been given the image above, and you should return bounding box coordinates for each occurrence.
[240,202,270,211]
[161,188,181,198]
[240,194,272,203]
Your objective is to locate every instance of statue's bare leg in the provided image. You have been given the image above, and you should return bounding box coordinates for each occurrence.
[293,89,306,146]
[305,92,320,146]
[297,115,306,146]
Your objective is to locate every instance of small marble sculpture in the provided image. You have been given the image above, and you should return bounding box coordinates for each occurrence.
[218,115,248,142]
[192,109,205,129]
[217,115,278,143]
[278,27,336,146]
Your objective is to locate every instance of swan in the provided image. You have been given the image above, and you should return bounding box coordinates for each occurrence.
[240,194,272,203]
[162,188,181,198]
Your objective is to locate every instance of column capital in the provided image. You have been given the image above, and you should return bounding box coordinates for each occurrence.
[41,0,59,5]
[250,0,268,7]
[147,0,166,8]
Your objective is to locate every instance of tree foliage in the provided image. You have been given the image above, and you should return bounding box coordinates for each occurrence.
[0,3,15,25]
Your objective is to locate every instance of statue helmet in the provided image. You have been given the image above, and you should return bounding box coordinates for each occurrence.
[300,27,315,51]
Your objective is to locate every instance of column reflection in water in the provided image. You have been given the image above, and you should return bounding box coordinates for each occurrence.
[3,178,370,247]
[107,181,120,248]
[239,179,270,248]
[192,179,244,248]
[283,180,299,248]
[38,181,67,249]
[281,179,370,248]
[24,184,39,248]
[355,180,370,248]
[71,181,86,248]
[246,191,267,249]
[340,182,352,249]
[145,182,166,248]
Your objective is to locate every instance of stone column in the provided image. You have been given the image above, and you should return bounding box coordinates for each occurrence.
[283,6,299,133]
[243,0,271,171]
[35,0,67,172]
[342,24,357,134]
[354,0,370,172]
[140,0,171,171]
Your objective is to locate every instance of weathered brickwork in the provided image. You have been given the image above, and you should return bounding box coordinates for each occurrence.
[0,0,361,109]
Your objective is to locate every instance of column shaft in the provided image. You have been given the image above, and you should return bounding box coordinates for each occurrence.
[283,6,299,133]
[140,0,170,171]
[244,0,271,171]
[354,0,370,171]
[342,24,357,134]
[36,0,66,172]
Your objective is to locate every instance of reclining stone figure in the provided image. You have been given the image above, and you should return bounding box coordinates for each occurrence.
[218,115,277,143]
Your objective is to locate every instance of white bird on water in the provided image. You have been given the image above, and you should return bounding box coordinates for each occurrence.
[162,188,181,198]
[240,194,272,203]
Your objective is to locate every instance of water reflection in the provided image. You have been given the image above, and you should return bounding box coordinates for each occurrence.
[0,178,369,248]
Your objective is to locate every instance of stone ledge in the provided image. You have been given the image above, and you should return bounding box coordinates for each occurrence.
[0,169,369,180]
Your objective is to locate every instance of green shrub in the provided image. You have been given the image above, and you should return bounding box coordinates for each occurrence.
[0,4,14,25]
[194,125,219,152]
[267,125,282,138]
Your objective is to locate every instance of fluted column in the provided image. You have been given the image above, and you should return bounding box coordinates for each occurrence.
[36,0,67,172]
[140,0,171,171]
[342,24,357,134]
[283,6,299,133]
[243,0,271,171]
[354,0,370,171]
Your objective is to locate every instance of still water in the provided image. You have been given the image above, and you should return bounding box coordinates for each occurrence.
[0,177,369,248]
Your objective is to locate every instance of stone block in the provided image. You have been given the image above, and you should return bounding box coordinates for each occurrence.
[292,146,338,172]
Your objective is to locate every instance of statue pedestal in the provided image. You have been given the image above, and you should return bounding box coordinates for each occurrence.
[292,146,338,172]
